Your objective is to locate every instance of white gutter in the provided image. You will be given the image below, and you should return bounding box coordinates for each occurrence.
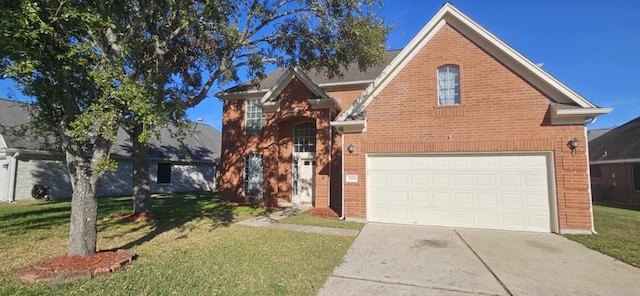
[340,130,345,220]
[327,111,332,208]
[590,158,640,165]
[6,152,19,202]
[584,127,597,234]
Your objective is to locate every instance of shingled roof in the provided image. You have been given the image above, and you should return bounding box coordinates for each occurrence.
[224,49,403,93]
[0,98,221,162]
[589,116,640,162]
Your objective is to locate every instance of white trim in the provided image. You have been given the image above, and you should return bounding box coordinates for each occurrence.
[584,126,597,234]
[318,80,373,88]
[0,135,7,149]
[258,66,341,111]
[337,3,610,121]
[330,120,366,133]
[590,158,640,165]
[216,90,267,100]
[337,19,447,121]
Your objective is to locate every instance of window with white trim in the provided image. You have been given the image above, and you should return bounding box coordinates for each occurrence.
[244,154,263,196]
[293,122,316,153]
[438,65,460,105]
[245,99,264,134]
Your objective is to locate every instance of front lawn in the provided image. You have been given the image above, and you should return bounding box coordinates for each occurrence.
[565,205,640,268]
[0,192,354,295]
[279,212,364,230]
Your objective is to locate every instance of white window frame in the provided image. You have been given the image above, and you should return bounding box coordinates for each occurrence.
[293,121,316,153]
[243,154,263,197]
[438,65,460,105]
[245,99,265,134]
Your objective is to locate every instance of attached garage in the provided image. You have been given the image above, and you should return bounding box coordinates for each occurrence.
[367,153,557,232]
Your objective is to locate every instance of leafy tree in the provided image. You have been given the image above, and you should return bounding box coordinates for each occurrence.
[0,0,389,256]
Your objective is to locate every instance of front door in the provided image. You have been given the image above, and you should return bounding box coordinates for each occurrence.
[293,156,315,204]
[292,121,316,204]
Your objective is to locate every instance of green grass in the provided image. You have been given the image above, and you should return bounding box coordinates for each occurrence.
[0,192,355,295]
[565,205,640,268]
[279,212,364,230]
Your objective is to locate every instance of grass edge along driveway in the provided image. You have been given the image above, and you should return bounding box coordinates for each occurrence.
[565,204,640,268]
[0,192,355,295]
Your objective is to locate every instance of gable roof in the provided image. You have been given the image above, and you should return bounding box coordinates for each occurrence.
[336,3,611,122]
[589,116,640,163]
[220,50,402,95]
[0,98,221,162]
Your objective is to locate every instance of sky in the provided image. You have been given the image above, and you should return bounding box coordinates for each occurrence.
[1,0,638,131]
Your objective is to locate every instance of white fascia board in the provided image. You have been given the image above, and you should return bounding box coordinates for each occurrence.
[591,158,640,165]
[337,3,605,121]
[330,120,366,133]
[216,90,267,100]
[319,80,373,92]
[0,135,6,149]
[257,102,279,112]
[336,18,447,121]
[554,107,613,116]
[550,105,612,125]
[441,4,595,108]
[260,68,294,104]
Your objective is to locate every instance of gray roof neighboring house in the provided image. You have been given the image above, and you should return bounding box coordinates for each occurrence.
[587,129,610,142]
[224,49,403,93]
[589,116,640,163]
[0,98,221,163]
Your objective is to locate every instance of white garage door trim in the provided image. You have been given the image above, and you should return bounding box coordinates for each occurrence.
[366,152,558,233]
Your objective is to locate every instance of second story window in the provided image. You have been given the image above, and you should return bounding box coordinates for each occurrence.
[245,99,264,134]
[438,65,460,105]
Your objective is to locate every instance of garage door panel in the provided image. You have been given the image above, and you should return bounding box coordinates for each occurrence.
[367,154,552,232]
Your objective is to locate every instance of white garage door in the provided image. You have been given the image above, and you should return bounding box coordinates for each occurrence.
[367,154,553,232]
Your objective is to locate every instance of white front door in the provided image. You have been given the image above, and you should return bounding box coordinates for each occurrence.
[367,153,554,232]
[293,155,315,204]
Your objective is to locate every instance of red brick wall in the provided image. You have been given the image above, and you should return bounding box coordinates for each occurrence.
[591,163,640,203]
[342,24,592,232]
[219,78,333,207]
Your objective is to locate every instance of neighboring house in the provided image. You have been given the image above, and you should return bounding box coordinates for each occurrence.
[217,4,611,234]
[589,116,640,203]
[0,98,221,202]
[587,129,610,141]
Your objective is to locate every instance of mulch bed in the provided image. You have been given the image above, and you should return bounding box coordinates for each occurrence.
[306,207,340,219]
[16,250,136,284]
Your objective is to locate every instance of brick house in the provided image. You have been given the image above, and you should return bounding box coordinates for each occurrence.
[217,3,611,233]
[589,116,640,204]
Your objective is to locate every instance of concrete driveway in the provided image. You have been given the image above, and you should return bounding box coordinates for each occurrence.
[319,224,640,296]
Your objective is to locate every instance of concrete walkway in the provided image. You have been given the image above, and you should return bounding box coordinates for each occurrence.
[237,205,360,237]
[320,223,640,296]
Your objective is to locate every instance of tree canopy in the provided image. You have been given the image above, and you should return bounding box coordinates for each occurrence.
[0,0,390,256]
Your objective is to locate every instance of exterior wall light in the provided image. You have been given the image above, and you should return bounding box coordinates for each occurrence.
[347,143,355,153]
[568,138,579,156]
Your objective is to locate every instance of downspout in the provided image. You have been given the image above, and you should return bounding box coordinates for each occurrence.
[7,152,20,203]
[339,131,345,220]
[584,123,597,234]
[327,111,332,207]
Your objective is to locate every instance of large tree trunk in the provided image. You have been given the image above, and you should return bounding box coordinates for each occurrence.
[68,161,99,256]
[65,143,106,256]
[131,124,152,214]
